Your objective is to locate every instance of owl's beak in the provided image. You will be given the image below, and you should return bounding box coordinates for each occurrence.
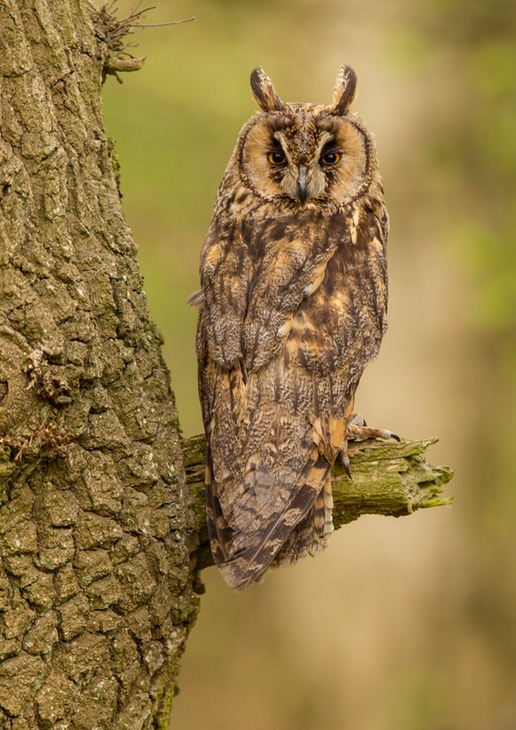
[297,166,309,203]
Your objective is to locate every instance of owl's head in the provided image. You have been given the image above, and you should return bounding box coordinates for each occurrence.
[236,66,378,208]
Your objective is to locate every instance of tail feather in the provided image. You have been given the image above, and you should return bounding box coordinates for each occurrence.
[204,450,234,565]
[216,447,331,590]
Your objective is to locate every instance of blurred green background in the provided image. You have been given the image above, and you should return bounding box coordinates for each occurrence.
[102,1,516,728]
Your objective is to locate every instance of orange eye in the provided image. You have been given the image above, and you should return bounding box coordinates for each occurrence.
[320,150,341,166]
[268,150,286,165]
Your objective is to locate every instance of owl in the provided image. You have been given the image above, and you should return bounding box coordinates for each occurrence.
[194,66,393,590]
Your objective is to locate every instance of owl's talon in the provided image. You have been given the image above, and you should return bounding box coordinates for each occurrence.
[342,453,352,479]
[346,415,401,443]
[349,412,367,427]
[382,429,401,442]
[338,445,352,479]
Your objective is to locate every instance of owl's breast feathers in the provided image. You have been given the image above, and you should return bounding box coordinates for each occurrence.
[198,199,388,589]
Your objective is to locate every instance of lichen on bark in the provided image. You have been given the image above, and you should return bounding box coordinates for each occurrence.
[0,1,200,727]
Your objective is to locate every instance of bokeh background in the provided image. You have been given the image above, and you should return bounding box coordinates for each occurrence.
[102,1,516,728]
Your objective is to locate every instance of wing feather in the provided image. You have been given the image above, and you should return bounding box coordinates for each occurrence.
[200,217,250,368]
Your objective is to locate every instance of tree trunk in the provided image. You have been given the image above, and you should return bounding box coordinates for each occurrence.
[0,2,199,727]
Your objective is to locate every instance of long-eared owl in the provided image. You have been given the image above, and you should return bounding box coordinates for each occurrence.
[194,66,390,589]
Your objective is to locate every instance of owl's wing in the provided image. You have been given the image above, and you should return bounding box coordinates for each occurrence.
[201,350,338,590]
[199,217,250,369]
[199,203,388,589]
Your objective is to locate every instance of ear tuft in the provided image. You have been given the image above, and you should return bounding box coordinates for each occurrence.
[331,65,357,115]
[250,67,283,112]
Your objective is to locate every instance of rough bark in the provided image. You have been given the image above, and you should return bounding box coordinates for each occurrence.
[184,434,453,570]
[0,2,199,728]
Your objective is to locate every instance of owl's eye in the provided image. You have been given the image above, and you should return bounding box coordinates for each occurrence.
[320,150,341,166]
[268,149,287,165]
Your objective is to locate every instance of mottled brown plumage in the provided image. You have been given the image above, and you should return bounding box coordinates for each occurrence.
[195,66,389,589]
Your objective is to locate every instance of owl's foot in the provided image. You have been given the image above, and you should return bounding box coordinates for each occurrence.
[346,412,400,442]
[339,414,400,477]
